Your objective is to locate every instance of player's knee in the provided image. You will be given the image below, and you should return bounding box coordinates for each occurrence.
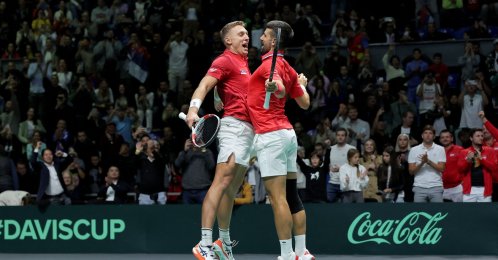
[286,179,304,214]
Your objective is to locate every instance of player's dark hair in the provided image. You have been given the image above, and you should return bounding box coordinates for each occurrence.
[265,20,294,49]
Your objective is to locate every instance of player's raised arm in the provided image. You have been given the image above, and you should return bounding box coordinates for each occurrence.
[295,73,310,109]
[186,75,218,128]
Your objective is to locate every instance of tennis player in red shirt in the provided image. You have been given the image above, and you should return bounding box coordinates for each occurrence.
[247,20,312,260]
[186,21,253,260]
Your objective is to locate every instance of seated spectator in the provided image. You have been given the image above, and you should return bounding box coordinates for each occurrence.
[17,160,38,194]
[1,43,20,60]
[234,178,253,205]
[391,110,420,147]
[26,130,46,164]
[62,169,83,204]
[97,166,131,204]
[0,145,18,193]
[340,148,369,203]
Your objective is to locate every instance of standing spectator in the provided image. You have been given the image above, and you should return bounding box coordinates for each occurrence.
[459,79,488,129]
[295,42,322,80]
[135,85,154,131]
[17,108,46,153]
[417,72,442,127]
[346,26,369,74]
[322,44,347,80]
[0,145,18,193]
[382,45,405,94]
[31,142,71,205]
[16,160,38,194]
[296,149,330,203]
[107,107,137,145]
[27,52,51,121]
[70,76,94,131]
[429,53,449,94]
[395,133,413,202]
[439,129,464,202]
[328,127,355,202]
[165,31,188,94]
[344,105,370,149]
[458,41,480,82]
[405,48,429,103]
[175,138,215,204]
[97,166,131,204]
[93,29,122,77]
[91,0,111,38]
[458,128,498,202]
[360,139,383,202]
[388,90,416,133]
[135,139,167,205]
[340,148,369,203]
[391,110,420,147]
[408,125,446,203]
[377,146,404,203]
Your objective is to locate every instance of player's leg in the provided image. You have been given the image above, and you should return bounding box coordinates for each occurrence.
[264,175,294,258]
[213,163,247,260]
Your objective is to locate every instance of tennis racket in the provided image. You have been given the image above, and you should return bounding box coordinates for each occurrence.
[178,112,221,148]
[263,27,282,110]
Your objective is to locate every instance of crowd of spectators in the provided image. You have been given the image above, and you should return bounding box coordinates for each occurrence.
[1,0,498,205]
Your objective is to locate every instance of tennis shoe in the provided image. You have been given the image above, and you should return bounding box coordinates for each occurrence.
[193,242,217,260]
[213,239,235,260]
[298,249,315,260]
[277,252,300,260]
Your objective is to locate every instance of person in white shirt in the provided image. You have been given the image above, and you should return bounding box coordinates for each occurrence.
[339,148,369,203]
[408,125,446,202]
[328,127,355,202]
[459,79,488,129]
[416,72,441,127]
[165,31,189,94]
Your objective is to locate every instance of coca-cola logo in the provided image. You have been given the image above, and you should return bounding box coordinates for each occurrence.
[347,212,447,245]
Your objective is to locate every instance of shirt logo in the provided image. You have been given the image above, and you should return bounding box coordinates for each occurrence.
[209,68,217,72]
[449,153,456,157]
[240,69,248,75]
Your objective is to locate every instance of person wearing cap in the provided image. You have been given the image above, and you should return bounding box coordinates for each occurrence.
[458,79,488,129]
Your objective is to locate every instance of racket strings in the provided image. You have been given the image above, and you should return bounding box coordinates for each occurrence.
[193,117,219,147]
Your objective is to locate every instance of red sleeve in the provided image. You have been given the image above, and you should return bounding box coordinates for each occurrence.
[484,121,498,140]
[286,65,304,99]
[482,148,498,177]
[457,149,472,175]
[206,57,229,81]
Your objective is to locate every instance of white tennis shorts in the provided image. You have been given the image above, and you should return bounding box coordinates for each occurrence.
[217,116,254,167]
[253,129,298,178]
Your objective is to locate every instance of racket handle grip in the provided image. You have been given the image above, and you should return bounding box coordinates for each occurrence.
[263,91,271,110]
[178,112,187,121]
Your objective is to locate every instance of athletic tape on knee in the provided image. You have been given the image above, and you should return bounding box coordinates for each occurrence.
[286,179,304,214]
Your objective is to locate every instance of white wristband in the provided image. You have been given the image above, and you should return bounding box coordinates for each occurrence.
[190,98,202,109]
[300,84,307,92]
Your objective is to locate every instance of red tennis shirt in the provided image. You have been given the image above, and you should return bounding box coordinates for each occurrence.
[247,51,304,134]
[207,49,251,122]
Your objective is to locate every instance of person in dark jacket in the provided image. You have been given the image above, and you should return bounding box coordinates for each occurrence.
[97,166,131,204]
[135,139,167,204]
[377,146,404,202]
[296,149,331,203]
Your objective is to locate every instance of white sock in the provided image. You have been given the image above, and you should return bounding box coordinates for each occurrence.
[279,238,293,257]
[294,234,306,256]
[201,228,212,246]
[219,228,231,244]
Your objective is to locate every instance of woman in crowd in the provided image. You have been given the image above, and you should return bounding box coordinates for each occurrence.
[395,133,413,202]
[360,139,383,202]
[377,146,404,202]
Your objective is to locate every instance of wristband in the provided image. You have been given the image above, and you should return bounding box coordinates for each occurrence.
[300,84,307,92]
[190,98,202,109]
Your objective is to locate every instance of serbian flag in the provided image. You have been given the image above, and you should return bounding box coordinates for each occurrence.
[127,47,150,83]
